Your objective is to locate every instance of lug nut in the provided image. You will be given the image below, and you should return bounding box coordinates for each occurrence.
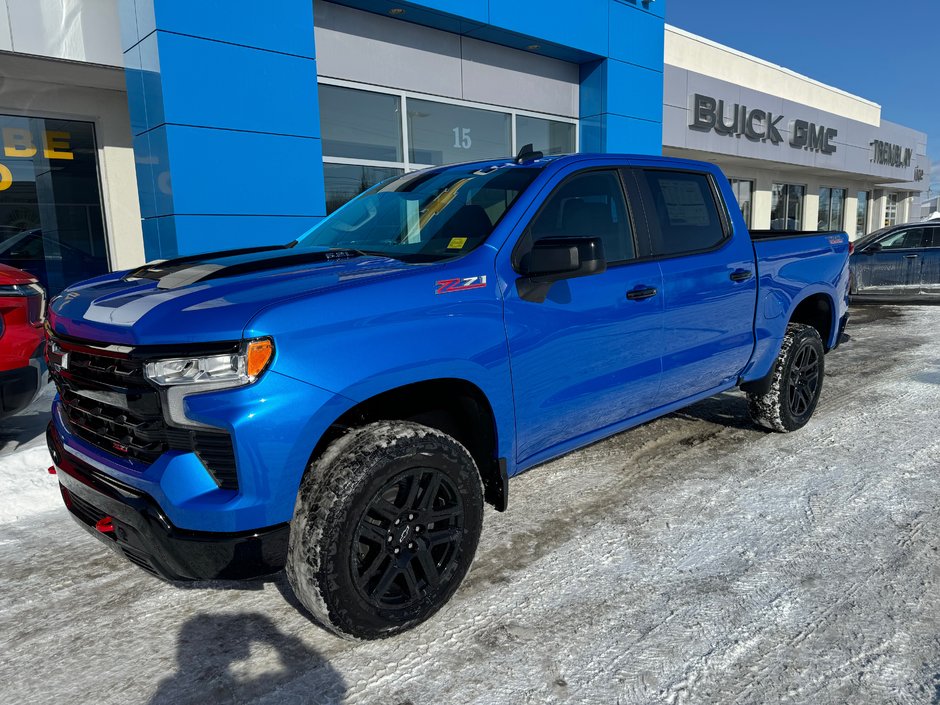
[407,542,414,549]
[394,548,400,554]
[386,535,392,543]
[394,518,401,525]
[408,514,414,520]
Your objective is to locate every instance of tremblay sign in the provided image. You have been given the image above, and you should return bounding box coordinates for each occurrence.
[689,93,838,154]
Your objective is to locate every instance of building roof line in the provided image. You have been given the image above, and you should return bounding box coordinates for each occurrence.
[664,24,882,111]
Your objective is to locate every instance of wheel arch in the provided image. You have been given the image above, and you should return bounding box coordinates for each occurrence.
[742,289,836,396]
[787,291,837,351]
[308,377,508,511]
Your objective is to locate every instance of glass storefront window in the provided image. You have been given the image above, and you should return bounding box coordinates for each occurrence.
[729,179,754,227]
[771,183,806,231]
[316,81,576,213]
[515,116,576,156]
[817,187,846,231]
[0,115,108,295]
[319,85,403,162]
[407,99,511,166]
[884,193,898,227]
[856,191,870,238]
[323,164,403,214]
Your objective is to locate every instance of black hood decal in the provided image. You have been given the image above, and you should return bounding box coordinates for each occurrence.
[125,246,372,290]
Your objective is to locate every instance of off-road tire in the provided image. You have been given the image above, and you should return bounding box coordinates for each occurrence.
[747,323,825,433]
[286,421,484,640]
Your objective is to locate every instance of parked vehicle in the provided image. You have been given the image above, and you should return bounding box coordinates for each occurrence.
[45,152,849,639]
[850,222,940,299]
[0,264,46,418]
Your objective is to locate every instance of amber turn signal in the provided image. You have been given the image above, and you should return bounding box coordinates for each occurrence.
[246,339,274,378]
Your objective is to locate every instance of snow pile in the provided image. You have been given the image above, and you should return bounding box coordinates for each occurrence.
[0,438,55,526]
[0,385,58,525]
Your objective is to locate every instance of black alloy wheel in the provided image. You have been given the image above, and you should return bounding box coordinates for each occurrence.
[353,467,464,610]
[286,421,483,639]
[746,322,825,433]
[787,342,821,417]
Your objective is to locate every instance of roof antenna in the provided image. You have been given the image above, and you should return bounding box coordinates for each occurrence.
[515,143,543,164]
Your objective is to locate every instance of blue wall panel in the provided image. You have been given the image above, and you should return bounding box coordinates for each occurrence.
[152,33,319,137]
[127,0,316,57]
[160,126,324,217]
[488,0,609,56]
[145,215,322,260]
[608,1,665,67]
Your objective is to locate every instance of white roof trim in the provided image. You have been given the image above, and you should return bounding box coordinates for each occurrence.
[664,24,881,110]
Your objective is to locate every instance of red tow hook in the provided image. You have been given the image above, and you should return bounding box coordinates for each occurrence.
[95,516,115,534]
[47,466,56,475]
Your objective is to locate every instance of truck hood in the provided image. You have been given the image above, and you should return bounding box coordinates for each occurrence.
[47,246,418,345]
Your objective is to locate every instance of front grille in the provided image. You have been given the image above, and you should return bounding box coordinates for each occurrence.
[50,334,239,490]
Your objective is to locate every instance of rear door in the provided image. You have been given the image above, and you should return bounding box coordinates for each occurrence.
[632,167,758,404]
[500,165,664,464]
[856,227,928,296]
[919,227,940,295]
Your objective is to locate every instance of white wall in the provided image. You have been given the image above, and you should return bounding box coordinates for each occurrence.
[0,0,123,67]
[314,0,579,118]
[665,25,882,127]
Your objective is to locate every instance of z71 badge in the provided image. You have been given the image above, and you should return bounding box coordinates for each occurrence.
[435,276,487,294]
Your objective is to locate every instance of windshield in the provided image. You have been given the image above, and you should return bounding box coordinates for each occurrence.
[294,163,541,261]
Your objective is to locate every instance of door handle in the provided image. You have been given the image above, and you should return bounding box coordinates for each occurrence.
[904,254,920,259]
[730,269,753,282]
[626,286,658,301]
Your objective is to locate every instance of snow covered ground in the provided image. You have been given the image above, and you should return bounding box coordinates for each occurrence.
[2,305,940,705]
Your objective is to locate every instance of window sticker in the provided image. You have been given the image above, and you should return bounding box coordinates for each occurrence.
[658,179,710,227]
[447,237,468,250]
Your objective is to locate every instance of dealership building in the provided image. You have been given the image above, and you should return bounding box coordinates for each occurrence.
[0,0,929,294]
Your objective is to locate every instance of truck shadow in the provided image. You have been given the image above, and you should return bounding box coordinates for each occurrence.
[668,391,761,432]
[149,611,346,705]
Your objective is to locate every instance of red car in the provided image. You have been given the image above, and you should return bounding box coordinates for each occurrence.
[0,264,46,418]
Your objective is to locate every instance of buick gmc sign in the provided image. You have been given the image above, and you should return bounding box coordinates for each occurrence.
[689,93,838,155]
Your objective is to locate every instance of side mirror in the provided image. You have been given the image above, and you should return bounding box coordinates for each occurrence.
[863,242,882,254]
[517,236,607,302]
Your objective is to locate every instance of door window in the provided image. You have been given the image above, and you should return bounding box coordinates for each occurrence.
[641,170,727,256]
[884,193,899,227]
[879,228,925,250]
[527,170,634,263]
[856,191,871,238]
[817,187,846,231]
[729,179,754,228]
[771,183,806,231]
[0,114,109,295]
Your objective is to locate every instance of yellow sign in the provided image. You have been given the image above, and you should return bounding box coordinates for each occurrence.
[1,128,74,160]
[447,237,468,250]
[0,163,11,191]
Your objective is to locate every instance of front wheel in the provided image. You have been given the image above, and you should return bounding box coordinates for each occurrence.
[286,421,484,640]
[747,323,825,433]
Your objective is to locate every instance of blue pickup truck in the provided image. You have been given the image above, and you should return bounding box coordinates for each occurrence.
[46,152,849,639]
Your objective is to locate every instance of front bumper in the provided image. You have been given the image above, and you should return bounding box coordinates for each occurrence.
[0,343,45,417]
[49,421,289,581]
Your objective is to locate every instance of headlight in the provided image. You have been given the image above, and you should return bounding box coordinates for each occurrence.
[144,338,274,388]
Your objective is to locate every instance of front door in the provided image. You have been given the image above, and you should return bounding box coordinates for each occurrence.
[856,227,929,296]
[501,167,664,464]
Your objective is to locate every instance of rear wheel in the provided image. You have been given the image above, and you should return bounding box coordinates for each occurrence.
[747,323,825,433]
[286,421,483,639]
